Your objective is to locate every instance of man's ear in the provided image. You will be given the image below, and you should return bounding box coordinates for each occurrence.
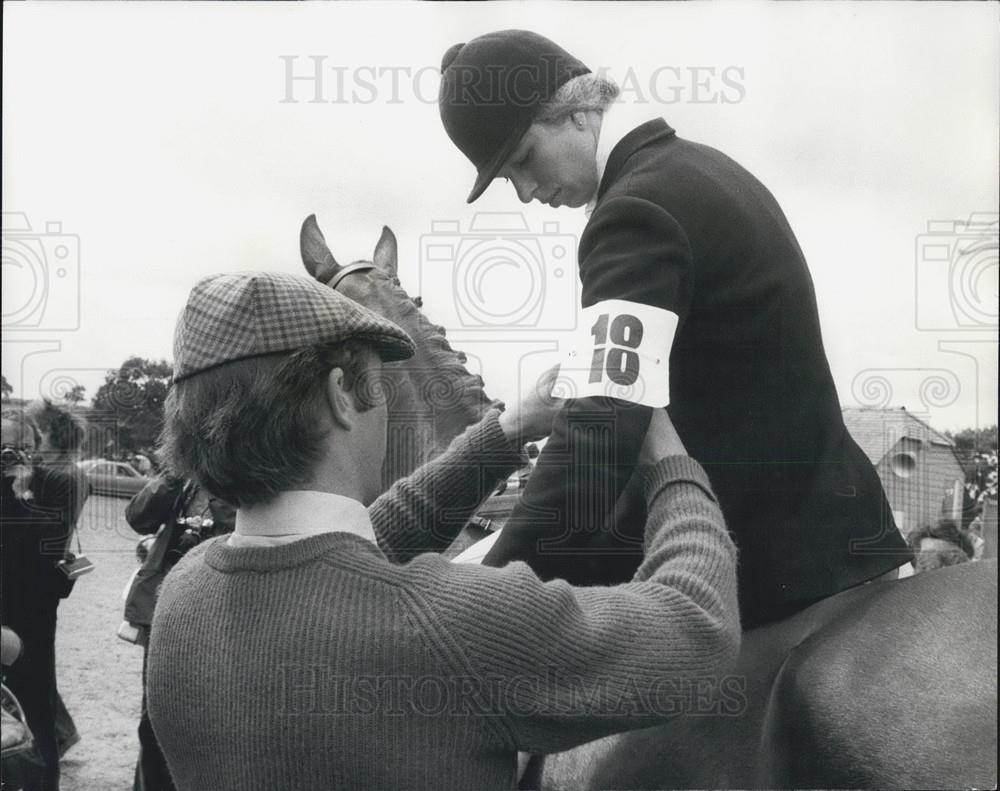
[325,367,355,431]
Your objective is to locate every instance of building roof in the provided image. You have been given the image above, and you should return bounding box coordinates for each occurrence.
[842,407,955,466]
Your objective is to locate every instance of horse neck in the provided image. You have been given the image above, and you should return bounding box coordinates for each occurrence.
[374,283,496,484]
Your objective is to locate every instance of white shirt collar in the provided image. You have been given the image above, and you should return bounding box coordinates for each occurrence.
[230,490,374,546]
[585,101,663,217]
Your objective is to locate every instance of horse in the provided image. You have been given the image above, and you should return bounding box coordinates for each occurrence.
[300,215,496,490]
[300,215,998,789]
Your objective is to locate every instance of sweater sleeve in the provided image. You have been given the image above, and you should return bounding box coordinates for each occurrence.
[369,410,525,563]
[419,456,740,754]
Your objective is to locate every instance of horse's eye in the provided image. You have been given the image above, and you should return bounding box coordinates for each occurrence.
[413,296,423,308]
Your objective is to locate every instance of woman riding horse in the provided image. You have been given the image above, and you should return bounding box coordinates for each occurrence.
[437,30,911,627]
[299,218,995,789]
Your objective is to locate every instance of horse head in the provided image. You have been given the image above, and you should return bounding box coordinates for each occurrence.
[300,214,496,491]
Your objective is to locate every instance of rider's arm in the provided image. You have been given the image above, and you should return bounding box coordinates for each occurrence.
[424,454,740,753]
[482,198,694,582]
[369,410,524,563]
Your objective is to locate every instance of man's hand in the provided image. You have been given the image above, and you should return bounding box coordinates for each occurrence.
[639,408,687,465]
[499,365,565,446]
[11,464,34,500]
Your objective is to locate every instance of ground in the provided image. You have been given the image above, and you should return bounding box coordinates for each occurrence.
[56,495,145,790]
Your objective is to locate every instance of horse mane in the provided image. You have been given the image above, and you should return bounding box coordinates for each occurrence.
[377,272,496,423]
[299,215,497,478]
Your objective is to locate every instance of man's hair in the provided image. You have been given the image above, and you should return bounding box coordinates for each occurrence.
[159,340,379,508]
[26,399,87,454]
[1,407,43,449]
[907,518,975,560]
[534,74,620,125]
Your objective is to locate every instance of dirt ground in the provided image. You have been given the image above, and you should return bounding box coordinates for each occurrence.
[56,495,145,791]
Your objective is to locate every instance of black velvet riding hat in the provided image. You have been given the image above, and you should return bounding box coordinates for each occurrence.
[438,30,591,203]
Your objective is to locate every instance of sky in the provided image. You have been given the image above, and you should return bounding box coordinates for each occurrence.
[3,1,998,433]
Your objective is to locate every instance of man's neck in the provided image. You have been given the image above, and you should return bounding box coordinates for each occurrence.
[234,489,375,543]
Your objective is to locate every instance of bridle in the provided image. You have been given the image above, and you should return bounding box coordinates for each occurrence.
[328,262,375,292]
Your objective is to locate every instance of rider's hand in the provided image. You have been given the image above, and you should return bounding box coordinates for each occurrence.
[498,365,565,446]
[639,408,687,466]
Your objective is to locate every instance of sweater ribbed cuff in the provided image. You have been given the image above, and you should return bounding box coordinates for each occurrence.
[470,409,527,470]
[640,455,718,505]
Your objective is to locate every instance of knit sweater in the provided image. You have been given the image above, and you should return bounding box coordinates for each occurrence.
[146,412,739,791]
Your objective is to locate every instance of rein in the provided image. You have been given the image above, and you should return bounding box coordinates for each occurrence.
[328,262,375,292]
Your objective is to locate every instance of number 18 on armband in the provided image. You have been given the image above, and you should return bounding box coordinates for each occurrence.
[559,300,678,408]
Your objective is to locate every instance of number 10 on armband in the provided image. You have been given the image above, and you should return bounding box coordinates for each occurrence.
[588,312,644,386]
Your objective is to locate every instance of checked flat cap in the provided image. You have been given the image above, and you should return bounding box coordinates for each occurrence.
[172,272,415,382]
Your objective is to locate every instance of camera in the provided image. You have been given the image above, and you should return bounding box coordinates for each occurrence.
[116,620,146,646]
[0,447,30,470]
[915,212,998,331]
[1,212,81,331]
[56,552,95,580]
[419,213,578,332]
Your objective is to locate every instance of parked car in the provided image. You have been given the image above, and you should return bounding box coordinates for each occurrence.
[77,459,150,498]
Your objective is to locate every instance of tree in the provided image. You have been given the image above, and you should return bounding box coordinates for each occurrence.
[91,357,172,458]
[0,374,11,401]
[946,425,999,453]
[64,384,87,404]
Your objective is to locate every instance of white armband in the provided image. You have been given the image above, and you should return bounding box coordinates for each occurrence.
[554,299,678,408]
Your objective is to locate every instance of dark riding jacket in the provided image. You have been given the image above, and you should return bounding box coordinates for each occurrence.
[484,119,910,624]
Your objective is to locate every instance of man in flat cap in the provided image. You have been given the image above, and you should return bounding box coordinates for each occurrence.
[438,30,910,626]
[145,271,739,790]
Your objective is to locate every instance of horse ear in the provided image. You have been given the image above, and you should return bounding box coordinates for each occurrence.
[300,214,342,285]
[373,226,398,278]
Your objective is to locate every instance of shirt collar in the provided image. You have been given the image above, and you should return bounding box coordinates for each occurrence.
[233,490,373,542]
[585,100,663,217]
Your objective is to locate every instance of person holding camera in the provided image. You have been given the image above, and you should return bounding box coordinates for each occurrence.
[144,272,738,790]
[437,30,910,626]
[26,398,92,759]
[1,408,82,791]
[124,473,235,791]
